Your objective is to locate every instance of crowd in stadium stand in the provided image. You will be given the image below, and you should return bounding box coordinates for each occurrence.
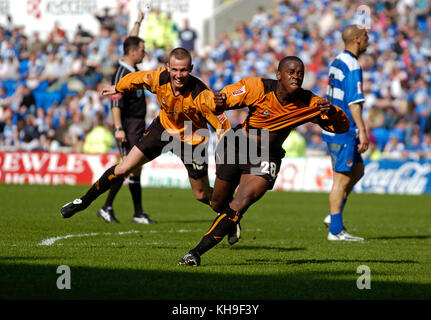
[0,0,430,160]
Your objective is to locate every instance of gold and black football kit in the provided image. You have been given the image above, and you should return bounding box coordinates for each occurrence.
[115,67,231,179]
[216,77,349,188]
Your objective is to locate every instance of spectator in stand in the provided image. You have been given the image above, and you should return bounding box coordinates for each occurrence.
[18,85,36,112]
[383,133,405,159]
[47,21,67,45]
[421,133,431,159]
[404,131,424,160]
[21,113,40,151]
[53,114,70,148]
[307,132,328,156]
[163,13,178,51]
[82,112,114,154]
[2,115,16,147]
[250,6,270,30]
[178,19,197,52]
[114,4,130,38]
[94,7,116,32]
[67,111,86,152]
[142,8,165,51]
[282,130,306,158]
[1,56,20,80]
[35,107,48,137]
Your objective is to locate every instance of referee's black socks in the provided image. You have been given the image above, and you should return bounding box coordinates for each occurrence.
[129,175,143,216]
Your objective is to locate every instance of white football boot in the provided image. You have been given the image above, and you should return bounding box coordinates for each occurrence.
[323,214,331,228]
[328,230,364,241]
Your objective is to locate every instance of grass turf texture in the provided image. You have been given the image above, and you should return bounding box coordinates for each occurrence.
[0,183,430,300]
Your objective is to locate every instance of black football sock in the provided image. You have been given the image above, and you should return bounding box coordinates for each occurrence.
[128,176,143,216]
[191,205,240,256]
[103,178,123,209]
[80,165,123,207]
[202,187,213,206]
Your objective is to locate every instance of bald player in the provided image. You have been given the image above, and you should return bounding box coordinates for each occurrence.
[322,24,369,241]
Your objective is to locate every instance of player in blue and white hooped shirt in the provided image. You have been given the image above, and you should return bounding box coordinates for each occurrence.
[322,24,369,241]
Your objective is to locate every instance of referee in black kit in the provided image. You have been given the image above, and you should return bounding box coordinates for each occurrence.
[97,10,156,224]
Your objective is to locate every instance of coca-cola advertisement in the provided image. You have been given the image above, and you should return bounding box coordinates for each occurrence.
[355,160,431,195]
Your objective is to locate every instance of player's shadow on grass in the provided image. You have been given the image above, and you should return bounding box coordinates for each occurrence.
[368,235,431,240]
[1,261,430,299]
[224,258,418,266]
[240,258,418,265]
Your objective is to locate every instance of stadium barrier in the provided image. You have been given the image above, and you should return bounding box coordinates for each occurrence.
[1,151,431,194]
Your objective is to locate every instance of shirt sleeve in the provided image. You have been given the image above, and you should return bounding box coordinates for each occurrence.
[220,77,264,110]
[116,68,162,94]
[344,68,365,106]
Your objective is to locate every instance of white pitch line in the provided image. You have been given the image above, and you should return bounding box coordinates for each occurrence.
[38,228,261,247]
[39,230,140,246]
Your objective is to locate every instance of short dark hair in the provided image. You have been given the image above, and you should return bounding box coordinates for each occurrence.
[123,36,144,55]
[168,47,192,66]
[278,56,304,71]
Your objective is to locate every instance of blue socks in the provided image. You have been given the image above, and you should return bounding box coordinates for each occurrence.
[329,212,343,235]
[329,197,348,235]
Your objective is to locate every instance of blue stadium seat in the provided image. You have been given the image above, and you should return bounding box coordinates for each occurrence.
[43,90,62,110]
[2,80,20,96]
[19,60,29,80]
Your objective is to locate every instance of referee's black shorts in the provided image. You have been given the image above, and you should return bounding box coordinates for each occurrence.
[116,117,146,157]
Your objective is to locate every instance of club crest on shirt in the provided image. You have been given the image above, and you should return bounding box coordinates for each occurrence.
[262,109,270,116]
[232,85,246,96]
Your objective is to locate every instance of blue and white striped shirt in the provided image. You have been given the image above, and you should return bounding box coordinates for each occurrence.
[322,50,365,143]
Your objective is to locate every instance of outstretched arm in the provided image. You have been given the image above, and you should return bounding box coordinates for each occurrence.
[129,10,144,37]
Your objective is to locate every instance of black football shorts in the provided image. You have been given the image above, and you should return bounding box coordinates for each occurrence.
[215,128,282,190]
[135,117,208,180]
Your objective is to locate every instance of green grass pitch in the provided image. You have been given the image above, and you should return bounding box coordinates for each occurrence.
[0,183,430,300]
